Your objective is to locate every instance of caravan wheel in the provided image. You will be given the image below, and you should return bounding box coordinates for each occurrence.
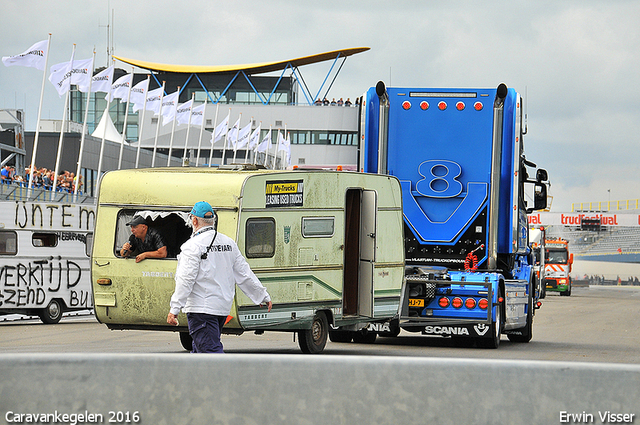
[298,311,328,354]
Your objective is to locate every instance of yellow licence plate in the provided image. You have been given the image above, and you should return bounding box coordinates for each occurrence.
[409,298,425,307]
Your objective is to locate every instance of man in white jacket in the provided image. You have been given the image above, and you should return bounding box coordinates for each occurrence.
[167,201,272,353]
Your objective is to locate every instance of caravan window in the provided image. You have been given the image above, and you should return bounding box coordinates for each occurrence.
[114,210,192,259]
[246,218,275,258]
[0,231,17,255]
[33,233,58,247]
[302,217,334,237]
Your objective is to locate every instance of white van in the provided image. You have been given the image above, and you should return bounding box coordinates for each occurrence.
[0,200,95,323]
[91,167,405,353]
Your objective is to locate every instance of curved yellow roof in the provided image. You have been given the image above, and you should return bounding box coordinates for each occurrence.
[113,47,370,75]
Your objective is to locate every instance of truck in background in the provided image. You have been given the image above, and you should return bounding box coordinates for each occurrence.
[91,167,405,353]
[358,81,548,348]
[544,238,573,296]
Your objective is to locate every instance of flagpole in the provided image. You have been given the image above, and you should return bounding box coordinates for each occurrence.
[152,81,166,168]
[135,75,150,168]
[280,124,288,170]
[27,34,51,198]
[243,117,252,164]
[182,93,195,166]
[73,49,96,198]
[167,86,180,167]
[117,67,134,169]
[195,99,207,167]
[208,103,220,167]
[51,44,76,201]
[221,108,231,167]
[263,125,272,168]
[232,113,242,164]
[252,121,261,165]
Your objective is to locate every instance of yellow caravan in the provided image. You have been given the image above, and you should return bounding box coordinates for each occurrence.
[91,167,404,353]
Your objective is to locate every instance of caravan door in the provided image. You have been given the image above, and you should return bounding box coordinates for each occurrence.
[358,190,377,318]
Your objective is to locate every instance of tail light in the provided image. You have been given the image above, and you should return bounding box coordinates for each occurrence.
[438,297,450,308]
[456,101,465,111]
[465,298,476,309]
[451,297,463,309]
[478,298,489,310]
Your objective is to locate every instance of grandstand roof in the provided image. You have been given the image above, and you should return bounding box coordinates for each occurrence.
[113,47,370,75]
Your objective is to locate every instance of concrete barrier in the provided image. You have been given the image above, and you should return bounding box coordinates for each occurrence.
[1,354,639,425]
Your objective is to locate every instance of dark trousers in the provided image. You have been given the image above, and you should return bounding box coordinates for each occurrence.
[187,312,227,353]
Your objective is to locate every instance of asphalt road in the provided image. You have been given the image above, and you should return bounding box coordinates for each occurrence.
[1,285,638,364]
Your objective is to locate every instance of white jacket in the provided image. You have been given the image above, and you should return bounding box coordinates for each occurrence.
[169,227,271,316]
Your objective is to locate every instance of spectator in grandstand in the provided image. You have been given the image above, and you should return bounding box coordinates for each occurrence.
[1,165,11,183]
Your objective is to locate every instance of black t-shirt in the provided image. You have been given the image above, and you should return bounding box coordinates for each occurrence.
[130,227,166,254]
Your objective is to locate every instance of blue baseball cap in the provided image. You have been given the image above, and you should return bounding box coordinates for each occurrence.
[190,201,216,218]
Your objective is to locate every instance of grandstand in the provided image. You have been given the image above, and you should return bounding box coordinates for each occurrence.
[545,223,640,264]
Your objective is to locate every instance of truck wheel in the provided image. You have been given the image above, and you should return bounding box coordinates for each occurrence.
[39,299,63,324]
[477,294,502,349]
[179,332,193,351]
[299,311,328,354]
[329,330,353,343]
[352,329,377,344]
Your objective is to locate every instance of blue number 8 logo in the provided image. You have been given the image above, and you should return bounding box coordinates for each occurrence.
[415,160,464,198]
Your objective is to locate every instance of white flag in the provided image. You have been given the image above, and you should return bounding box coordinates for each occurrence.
[78,65,114,93]
[235,122,252,150]
[190,103,205,127]
[48,57,93,96]
[257,131,271,153]
[134,86,163,114]
[227,117,241,147]
[176,99,194,125]
[107,73,133,102]
[211,113,229,144]
[248,124,261,150]
[161,90,180,125]
[2,39,48,71]
[277,130,288,151]
[128,78,149,107]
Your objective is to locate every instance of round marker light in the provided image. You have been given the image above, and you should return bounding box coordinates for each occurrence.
[456,101,465,111]
[402,101,411,110]
[474,102,483,111]
[465,298,476,309]
[478,298,489,310]
[438,297,450,308]
[420,101,429,110]
[452,297,463,309]
[438,101,447,111]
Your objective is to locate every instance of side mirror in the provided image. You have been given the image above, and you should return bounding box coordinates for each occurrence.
[527,182,548,213]
[537,169,548,182]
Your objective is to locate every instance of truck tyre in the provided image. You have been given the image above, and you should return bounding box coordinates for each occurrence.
[299,311,328,354]
[39,299,63,324]
[352,329,377,344]
[477,291,503,349]
[329,330,353,343]
[179,332,193,351]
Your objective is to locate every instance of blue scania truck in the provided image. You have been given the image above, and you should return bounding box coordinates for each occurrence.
[359,82,548,348]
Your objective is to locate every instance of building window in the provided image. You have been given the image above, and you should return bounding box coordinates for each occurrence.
[245,218,275,258]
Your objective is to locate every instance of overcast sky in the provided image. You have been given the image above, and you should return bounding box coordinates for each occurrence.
[1,0,639,212]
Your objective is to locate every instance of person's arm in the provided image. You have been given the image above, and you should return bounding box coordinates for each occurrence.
[167,244,200,325]
[135,245,167,263]
[232,245,272,311]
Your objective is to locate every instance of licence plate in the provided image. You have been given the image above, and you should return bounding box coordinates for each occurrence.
[408,298,424,307]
